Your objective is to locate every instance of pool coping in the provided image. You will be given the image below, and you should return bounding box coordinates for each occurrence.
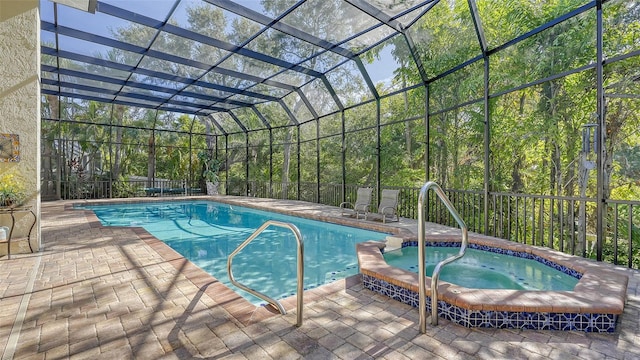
[357,234,629,332]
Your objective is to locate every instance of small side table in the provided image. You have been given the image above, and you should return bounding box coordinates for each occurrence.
[0,206,36,260]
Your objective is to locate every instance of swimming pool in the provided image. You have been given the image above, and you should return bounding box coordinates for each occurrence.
[383,246,579,290]
[81,201,388,305]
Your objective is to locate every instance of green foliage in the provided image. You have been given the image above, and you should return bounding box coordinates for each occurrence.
[38,0,640,268]
[197,150,221,184]
[111,177,139,198]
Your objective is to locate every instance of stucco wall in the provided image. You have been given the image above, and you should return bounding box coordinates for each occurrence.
[0,0,41,255]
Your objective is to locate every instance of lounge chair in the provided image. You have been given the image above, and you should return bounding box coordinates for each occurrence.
[374,189,400,223]
[340,187,373,219]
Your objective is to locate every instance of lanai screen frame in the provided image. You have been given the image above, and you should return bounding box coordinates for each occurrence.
[40,0,639,265]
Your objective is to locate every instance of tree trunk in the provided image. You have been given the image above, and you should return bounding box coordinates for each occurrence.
[436,115,448,187]
[451,108,460,188]
[403,78,412,164]
[602,99,628,200]
[540,80,561,196]
[511,92,527,193]
[577,151,592,256]
[511,155,524,192]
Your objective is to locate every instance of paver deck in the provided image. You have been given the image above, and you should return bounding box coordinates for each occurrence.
[1,197,639,359]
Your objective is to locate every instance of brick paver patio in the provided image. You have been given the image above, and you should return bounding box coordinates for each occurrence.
[1,198,639,359]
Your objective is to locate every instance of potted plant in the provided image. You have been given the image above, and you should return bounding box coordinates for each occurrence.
[0,171,25,207]
[197,150,222,195]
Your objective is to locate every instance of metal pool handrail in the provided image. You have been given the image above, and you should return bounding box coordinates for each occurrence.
[227,220,305,327]
[417,181,469,333]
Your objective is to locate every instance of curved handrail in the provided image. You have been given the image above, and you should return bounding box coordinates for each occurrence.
[417,181,468,333]
[227,220,304,327]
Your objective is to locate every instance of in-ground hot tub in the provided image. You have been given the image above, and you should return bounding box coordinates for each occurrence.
[357,235,628,332]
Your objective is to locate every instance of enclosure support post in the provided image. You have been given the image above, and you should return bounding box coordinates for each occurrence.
[107,104,113,199]
[483,58,491,235]
[341,110,346,204]
[149,110,159,189]
[595,0,605,261]
[376,99,381,198]
[269,129,273,198]
[316,118,321,203]
[297,125,301,201]
[425,84,430,183]
[54,4,64,200]
[225,135,229,193]
[468,0,491,236]
[402,24,429,187]
[188,115,196,193]
[57,97,63,199]
[245,133,249,196]
[188,133,192,191]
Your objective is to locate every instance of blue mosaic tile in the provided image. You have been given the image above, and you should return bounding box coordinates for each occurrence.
[430,241,459,248]
[468,311,484,327]
[508,312,527,329]
[573,314,592,331]
[362,273,617,332]
[488,311,511,329]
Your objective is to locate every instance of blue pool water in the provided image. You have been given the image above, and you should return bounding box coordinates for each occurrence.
[81,201,388,305]
[383,246,579,290]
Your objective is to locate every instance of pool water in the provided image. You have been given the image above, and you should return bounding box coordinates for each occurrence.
[82,201,388,305]
[383,246,579,290]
